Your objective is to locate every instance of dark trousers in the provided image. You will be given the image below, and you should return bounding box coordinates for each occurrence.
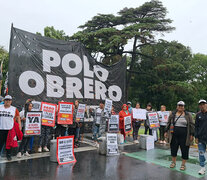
[159,125,166,141]
[132,121,141,140]
[18,136,31,153]
[144,126,152,135]
[0,130,11,157]
[38,126,51,147]
[68,126,80,142]
[55,124,66,138]
[170,126,189,160]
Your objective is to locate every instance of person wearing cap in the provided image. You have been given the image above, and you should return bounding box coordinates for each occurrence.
[0,95,21,160]
[92,100,106,141]
[195,99,207,175]
[165,101,194,171]
[144,103,153,135]
[127,101,132,114]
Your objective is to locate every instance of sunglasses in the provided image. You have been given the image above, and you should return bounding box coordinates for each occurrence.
[178,105,184,107]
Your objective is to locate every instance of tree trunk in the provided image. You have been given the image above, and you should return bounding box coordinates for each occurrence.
[126,35,138,100]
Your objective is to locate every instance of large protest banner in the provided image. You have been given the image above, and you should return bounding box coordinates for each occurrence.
[56,136,76,165]
[58,102,73,124]
[8,26,126,110]
[41,102,57,127]
[148,112,160,129]
[24,111,42,136]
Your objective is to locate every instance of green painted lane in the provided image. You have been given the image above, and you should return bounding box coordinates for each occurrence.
[125,149,204,179]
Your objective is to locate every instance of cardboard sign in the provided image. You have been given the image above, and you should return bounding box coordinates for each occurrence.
[132,108,147,120]
[158,111,170,123]
[124,116,132,133]
[104,99,112,118]
[56,136,76,165]
[31,101,41,111]
[148,112,160,129]
[24,111,42,136]
[41,102,57,127]
[107,133,119,156]
[76,104,85,121]
[108,115,119,133]
[58,102,73,125]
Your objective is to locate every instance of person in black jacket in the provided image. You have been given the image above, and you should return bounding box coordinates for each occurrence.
[195,99,207,175]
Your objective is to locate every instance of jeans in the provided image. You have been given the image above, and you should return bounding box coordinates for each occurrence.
[198,142,206,167]
[18,136,31,153]
[132,121,141,140]
[92,124,100,140]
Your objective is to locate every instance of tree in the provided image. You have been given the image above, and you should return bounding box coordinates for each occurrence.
[128,40,197,111]
[70,0,175,98]
[37,26,69,41]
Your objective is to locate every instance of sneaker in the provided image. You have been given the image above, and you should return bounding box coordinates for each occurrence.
[17,152,22,158]
[38,147,42,153]
[43,147,49,152]
[198,167,205,175]
[124,140,127,143]
[24,151,31,157]
[133,140,139,144]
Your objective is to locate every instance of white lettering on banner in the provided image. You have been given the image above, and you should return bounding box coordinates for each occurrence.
[62,54,82,75]
[66,77,83,99]
[19,71,44,96]
[43,50,61,73]
[84,56,94,78]
[84,78,94,99]
[18,50,123,102]
[47,75,64,97]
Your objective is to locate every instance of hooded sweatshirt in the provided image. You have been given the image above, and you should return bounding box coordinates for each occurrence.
[119,104,131,129]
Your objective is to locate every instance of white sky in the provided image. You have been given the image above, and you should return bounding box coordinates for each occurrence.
[0,0,206,54]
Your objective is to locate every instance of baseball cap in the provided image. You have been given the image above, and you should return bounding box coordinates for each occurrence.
[177,101,185,106]
[4,95,12,100]
[198,99,207,104]
[127,101,132,105]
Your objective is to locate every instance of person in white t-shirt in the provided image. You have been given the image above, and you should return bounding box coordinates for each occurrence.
[0,95,21,160]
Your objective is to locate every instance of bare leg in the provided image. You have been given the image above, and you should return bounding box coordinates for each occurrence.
[181,159,186,166]
[172,156,176,163]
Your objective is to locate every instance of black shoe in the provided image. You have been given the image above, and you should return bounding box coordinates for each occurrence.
[6,155,12,161]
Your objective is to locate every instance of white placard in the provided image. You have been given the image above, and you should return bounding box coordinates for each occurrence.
[76,104,86,119]
[132,108,147,120]
[59,103,73,114]
[104,99,113,117]
[124,116,132,133]
[158,111,170,122]
[148,112,160,129]
[107,133,119,156]
[24,111,42,136]
[108,115,119,132]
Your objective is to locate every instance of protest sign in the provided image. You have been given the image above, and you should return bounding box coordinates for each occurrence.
[58,102,73,124]
[158,111,170,123]
[41,102,57,127]
[104,99,113,118]
[107,133,119,156]
[76,104,85,122]
[148,112,160,129]
[31,101,41,111]
[24,111,42,136]
[124,116,132,133]
[56,136,76,165]
[132,108,147,120]
[108,115,119,133]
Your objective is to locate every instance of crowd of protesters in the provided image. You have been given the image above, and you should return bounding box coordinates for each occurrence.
[1,95,207,175]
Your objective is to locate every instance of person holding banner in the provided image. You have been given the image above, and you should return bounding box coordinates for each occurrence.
[92,101,106,141]
[17,101,33,158]
[0,95,21,160]
[158,105,169,144]
[165,101,194,171]
[145,103,153,135]
[68,100,81,147]
[119,104,131,141]
[132,102,145,144]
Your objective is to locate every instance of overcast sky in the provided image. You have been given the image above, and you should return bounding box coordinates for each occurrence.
[1,0,206,54]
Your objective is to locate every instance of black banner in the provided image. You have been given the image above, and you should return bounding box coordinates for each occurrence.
[8,26,126,109]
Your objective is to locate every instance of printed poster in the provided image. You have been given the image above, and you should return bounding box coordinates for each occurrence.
[58,102,73,124]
